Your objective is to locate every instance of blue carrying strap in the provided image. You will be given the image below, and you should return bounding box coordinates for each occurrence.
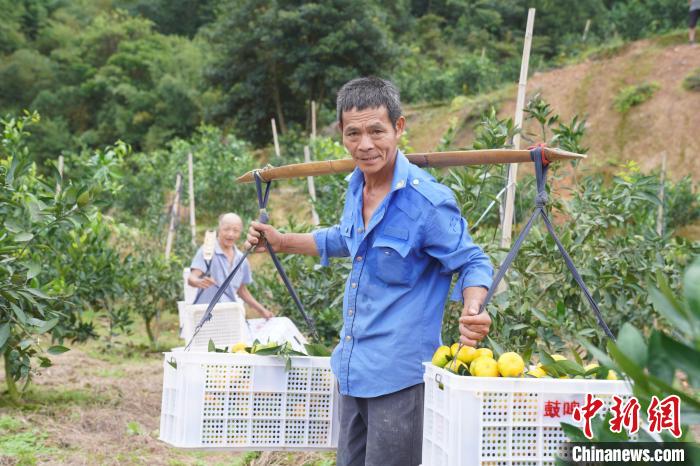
[253,172,320,341]
[184,171,319,351]
[449,146,614,372]
[478,146,614,339]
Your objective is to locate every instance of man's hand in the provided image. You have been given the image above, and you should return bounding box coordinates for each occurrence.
[459,286,491,347]
[245,221,284,253]
[193,275,217,289]
[258,308,274,320]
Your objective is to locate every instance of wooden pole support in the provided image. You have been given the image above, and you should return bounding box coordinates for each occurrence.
[271,118,281,158]
[311,101,317,141]
[165,173,182,259]
[501,7,536,249]
[304,146,319,226]
[657,151,667,236]
[188,152,196,246]
[56,155,64,195]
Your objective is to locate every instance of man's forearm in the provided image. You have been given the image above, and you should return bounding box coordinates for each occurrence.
[462,286,488,307]
[279,232,319,255]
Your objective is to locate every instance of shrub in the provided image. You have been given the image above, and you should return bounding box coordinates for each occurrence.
[613,82,660,113]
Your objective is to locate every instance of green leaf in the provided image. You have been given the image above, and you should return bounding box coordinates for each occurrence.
[683,258,700,322]
[581,340,615,368]
[304,343,331,357]
[646,333,675,390]
[0,323,10,350]
[25,261,41,280]
[26,288,49,299]
[208,339,215,352]
[486,337,504,357]
[47,345,69,355]
[607,341,646,387]
[11,303,27,324]
[13,232,33,242]
[559,422,588,442]
[650,280,690,334]
[616,323,647,368]
[655,332,700,386]
[167,358,177,369]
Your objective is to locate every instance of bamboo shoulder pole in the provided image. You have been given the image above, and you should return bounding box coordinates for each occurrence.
[501,7,536,248]
[236,148,585,183]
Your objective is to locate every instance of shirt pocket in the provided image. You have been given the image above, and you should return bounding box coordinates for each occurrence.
[373,226,412,286]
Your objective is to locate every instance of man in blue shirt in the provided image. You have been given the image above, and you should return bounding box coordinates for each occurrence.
[189,212,272,318]
[245,77,493,466]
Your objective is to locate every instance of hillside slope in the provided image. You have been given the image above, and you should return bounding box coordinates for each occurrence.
[405,38,700,181]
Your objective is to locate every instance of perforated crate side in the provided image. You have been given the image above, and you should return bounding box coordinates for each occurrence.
[422,363,633,466]
[159,351,338,451]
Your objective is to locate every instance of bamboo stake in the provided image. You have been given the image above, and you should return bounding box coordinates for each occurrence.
[311,101,317,141]
[188,152,196,246]
[165,173,182,259]
[582,19,591,41]
[237,148,585,183]
[56,155,64,195]
[501,7,536,249]
[271,118,281,158]
[304,146,320,226]
[657,151,667,236]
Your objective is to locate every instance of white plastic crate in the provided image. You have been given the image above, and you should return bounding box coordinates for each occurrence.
[160,351,339,451]
[244,317,309,353]
[178,301,246,350]
[422,363,633,466]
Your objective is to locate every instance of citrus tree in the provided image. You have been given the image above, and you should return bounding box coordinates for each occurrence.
[0,112,92,402]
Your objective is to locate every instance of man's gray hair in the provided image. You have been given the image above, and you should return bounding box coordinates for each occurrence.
[336,77,402,128]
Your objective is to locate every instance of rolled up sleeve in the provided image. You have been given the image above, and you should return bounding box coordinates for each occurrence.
[313,225,350,266]
[190,247,205,270]
[423,200,493,301]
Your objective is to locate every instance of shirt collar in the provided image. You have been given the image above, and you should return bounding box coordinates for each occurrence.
[347,149,409,192]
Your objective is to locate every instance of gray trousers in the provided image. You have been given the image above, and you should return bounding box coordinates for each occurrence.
[336,383,424,466]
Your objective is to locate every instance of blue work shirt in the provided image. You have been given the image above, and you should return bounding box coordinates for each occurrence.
[313,150,493,397]
[190,243,252,304]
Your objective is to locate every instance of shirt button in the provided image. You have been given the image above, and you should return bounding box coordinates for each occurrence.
[348,309,354,316]
[358,227,364,233]
[356,256,363,262]
[351,282,357,288]
[412,179,420,185]
[345,335,352,341]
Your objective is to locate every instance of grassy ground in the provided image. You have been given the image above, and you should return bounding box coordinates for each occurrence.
[0,312,335,466]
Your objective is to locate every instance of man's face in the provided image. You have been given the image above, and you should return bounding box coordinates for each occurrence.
[218,218,242,248]
[340,106,405,177]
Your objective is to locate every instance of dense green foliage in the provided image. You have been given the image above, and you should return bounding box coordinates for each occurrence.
[0,0,691,153]
[561,258,700,447]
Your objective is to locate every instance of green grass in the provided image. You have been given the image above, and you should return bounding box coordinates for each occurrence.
[613,82,660,113]
[0,386,115,411]
[683,68,700,92]
[0,415,56,465]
